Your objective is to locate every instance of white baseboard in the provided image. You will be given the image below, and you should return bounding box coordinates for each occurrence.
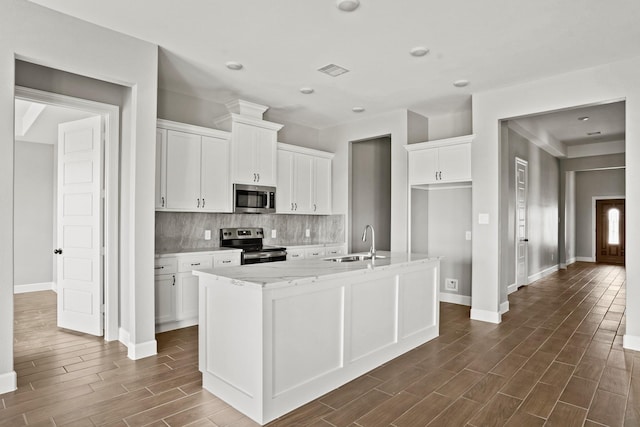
[0,370,17,394]
[128,340,157,360]
[155,318,198,333]
[566,257,576,266]
[470,308,501,324]
[507,283,518,295]
[623,334,640,351]
[119,327,130,348]
[14,282,55,294]
[500,301,509,314]
[439,292,471,306]
[528,264,559,284]
[576,256,595,263]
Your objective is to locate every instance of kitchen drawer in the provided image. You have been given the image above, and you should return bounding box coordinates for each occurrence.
[304,247,326,259]
[155,257,177,275]
[178,255,213,272]
[213,252,241,268]
[287,248,305,261]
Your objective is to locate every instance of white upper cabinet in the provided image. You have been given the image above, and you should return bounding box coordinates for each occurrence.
[405,134,474,186]
[157,120,232,212]
[215,114,283,186]
[277,143,334,215]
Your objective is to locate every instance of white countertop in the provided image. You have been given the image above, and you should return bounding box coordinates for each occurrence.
[155,247,242,257]
[193,251,439,289]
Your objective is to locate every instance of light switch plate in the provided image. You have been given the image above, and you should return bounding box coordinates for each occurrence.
[204,230,211,240]
[465,231,472,241]
[478,213,490,224]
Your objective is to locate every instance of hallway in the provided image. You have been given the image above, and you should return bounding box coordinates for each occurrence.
[1,263,638,426]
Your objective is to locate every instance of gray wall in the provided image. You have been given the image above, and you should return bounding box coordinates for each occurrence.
[564,171,576,263]
[502,126,560,289]
[350,137,391,253]
[575,168,625,259]
[14,141,54,286]
[156,212,345,252]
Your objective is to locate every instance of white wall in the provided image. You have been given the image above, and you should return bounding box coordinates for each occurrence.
[427,109,473,141]
[575,169,625,259]
[471,55,640,352]
[564,171,576,264]
[320,110,412,252]
[13,141,54,286]
[1,0,159,393]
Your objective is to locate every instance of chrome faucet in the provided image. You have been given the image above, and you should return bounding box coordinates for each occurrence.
[361,224,376,258]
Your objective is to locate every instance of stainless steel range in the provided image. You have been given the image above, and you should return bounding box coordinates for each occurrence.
[220,228,287,265]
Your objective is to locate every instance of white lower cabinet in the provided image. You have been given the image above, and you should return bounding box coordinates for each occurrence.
[155,251,241,332]
[286,244,347,261]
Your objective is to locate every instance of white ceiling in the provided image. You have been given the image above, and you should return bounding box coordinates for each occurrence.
[26,0,640,130]
[14,99,96,144]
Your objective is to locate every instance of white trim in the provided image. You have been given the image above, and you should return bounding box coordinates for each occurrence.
[470,308,501,324]
[155,318,199,333]
[623,334,640,352]
[527,264,559,284]
[500,301,509,314]
[119,327,130,348]
[576,256,595,263]
[278,142,335,159]
[507,283,518,295]
[411,183,473,191]
[14,282,55,294]
[591,195,625,262]
[127,339,158,360]
[0,370,17,394]
[439,292,471,306]
[157,118,231,140]
[15,86,120,342]
[404,134,475,151]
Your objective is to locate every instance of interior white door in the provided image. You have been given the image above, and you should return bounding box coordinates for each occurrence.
[56,116,104,336]
[515,158,528,287]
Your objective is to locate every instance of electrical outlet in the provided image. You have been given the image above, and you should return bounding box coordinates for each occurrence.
[271,229,277,238]
[445,278,459,292]
[204,230,211,240]
[465,231,472,241]
[305,229,310,237]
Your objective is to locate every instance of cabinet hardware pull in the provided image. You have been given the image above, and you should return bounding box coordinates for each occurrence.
[191,262,201,266]
[202,198,205,208]
[222,260,231,263]
[54,248,63,255]
[257,173,260,182]
[172,275,175,286]
[294,203,297,210]
[197,198,200,208]
[253,173,257,182]
[291,202,294,211]
[439,171,442,180]
[435,171,438,180]
[161,196,165,207]
[314,204,317,212]
[154,266,164,270]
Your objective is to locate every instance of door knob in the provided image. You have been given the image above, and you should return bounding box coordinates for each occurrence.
[54,248,63,255]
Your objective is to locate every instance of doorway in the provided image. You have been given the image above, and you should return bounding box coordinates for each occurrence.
[595,198,625,264]
[515,157,529,287]
[14,86,120,341]
[349,136,391,253]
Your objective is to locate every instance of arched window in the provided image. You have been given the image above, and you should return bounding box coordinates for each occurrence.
[608,208,620,245]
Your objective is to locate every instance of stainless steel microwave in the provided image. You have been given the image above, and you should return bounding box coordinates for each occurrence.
[233,184,276,214]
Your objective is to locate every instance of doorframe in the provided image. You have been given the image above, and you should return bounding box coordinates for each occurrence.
[14,86,120,341]
[514,157,529,288]
[591,195,625,263]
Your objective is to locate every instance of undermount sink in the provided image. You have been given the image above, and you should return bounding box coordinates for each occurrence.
[325,254,386,263]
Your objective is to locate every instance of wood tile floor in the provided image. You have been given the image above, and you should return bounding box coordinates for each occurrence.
[2,262,639,426]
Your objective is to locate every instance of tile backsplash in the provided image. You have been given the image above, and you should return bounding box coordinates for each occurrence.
[155,212,345,252]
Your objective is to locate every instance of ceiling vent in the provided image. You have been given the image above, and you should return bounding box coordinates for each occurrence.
[318,64,350,77]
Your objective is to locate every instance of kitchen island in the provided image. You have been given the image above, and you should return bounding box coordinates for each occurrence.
[193,252,440,425]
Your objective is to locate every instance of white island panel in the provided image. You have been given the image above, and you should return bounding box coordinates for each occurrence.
[195,252,440,425]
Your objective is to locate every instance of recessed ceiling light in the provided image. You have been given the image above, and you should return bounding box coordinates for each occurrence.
[336,0,360,12]
[225,61,243,71]
[578,116,590,121]
[352,106,365,113]
[453,80,470,88]
[300,87,314,95]
[587,131,602,136]
[410,47,430,57]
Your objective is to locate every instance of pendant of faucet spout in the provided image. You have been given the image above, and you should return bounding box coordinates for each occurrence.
[361,224,376,257]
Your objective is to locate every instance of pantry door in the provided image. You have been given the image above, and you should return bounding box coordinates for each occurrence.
[515,158,529,287]
[56,116,104,336]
